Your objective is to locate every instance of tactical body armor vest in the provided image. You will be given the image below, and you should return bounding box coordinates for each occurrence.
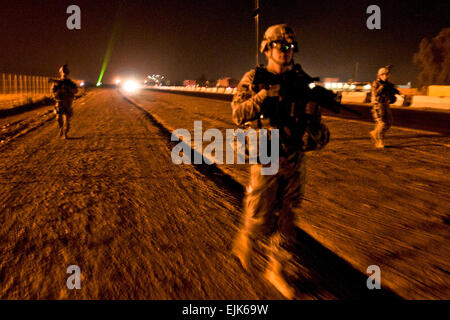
[52,79,78,114]
[53,79,77,102]
[372,79,398,105]
[247,64,329,155]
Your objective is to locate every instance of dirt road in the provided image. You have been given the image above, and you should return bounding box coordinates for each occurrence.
[0,89,448,299]
[0,90,284,299]
[129,89,450,299]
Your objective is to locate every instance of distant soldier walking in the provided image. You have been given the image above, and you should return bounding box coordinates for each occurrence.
[370,66,399,148]
[51,64,78,139]
[231,24,330,299]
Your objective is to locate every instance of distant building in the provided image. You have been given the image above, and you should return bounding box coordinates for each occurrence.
[183,80,197,87]
[147,74,166,86]
[205,80,216,87]
[216,77,238,88]
[323,77,339,83]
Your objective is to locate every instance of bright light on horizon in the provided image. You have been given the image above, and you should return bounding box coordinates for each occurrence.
[123,79,140,93]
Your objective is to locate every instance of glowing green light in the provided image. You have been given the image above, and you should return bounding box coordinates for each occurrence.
[96,35,115,85]
[96,1,123,85]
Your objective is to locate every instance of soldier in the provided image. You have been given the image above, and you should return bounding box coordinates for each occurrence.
[51,64,78,139]
[370,66,399,148]
[231,24,330,299]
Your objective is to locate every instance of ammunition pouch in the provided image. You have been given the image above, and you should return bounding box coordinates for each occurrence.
[301,121,330,152]
[243,64,331,157]
[54,102,72,117]
[54,103,64,115]
[243,117,271,130]
[237,118,277,164]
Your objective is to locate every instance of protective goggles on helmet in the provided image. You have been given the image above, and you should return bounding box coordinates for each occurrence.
[268,40,298,53]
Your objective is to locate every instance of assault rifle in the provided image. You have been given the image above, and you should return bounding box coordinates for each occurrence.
[252,64,361,116]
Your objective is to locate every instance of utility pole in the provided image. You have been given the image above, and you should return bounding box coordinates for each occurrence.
[254,0,260,66]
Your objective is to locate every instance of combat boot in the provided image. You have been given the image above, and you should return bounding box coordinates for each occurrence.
[370,130,384,149]
[264,254,295,299]
[232,231,251,271]
[376,139,384,149]
[63,127,69,140]
[369,130,377,145]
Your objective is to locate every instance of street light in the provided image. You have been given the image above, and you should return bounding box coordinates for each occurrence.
[253,0,260,66]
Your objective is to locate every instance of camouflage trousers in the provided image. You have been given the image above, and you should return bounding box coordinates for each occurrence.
[233,151,306,273]
[371,103,393,141]
[55,103,73,136]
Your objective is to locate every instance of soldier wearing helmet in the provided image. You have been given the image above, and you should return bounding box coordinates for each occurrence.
[231,24,330,299]
[370,65,399,148]
[260,24,298,53]
[51,64,78,139]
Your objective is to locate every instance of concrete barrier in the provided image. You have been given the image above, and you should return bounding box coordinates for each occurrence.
[410,96,450,110]
[428,85,450,97]
[0,96,54,117]
[143,87,450,133]
[392,94,405,106]
[0,94,50,110]
[341,91,368,104]
[149,85,235,96]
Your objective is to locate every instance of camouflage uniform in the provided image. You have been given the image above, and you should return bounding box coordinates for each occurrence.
[370,67,399,148]
[231,25,329,299]
[52,65,78,139]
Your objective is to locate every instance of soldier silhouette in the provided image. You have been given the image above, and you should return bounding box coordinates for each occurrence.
[231,24,330,299]
[51,64,78,139]
[370,65,399,148]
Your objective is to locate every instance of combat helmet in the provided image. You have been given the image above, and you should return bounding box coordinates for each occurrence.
[59,64,70,75]
[260,24,298,53]
[377,65,393,77]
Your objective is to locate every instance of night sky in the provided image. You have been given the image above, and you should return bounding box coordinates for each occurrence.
[0,0,448,85]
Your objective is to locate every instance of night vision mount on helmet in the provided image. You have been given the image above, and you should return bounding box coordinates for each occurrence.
[260,24,298,53]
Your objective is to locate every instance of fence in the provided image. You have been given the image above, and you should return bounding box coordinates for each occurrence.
[0,73,53,109]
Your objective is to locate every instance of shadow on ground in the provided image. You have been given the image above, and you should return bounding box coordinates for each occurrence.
[289,228,401,299]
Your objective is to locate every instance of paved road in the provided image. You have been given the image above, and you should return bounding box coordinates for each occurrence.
[0,89,448,299]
